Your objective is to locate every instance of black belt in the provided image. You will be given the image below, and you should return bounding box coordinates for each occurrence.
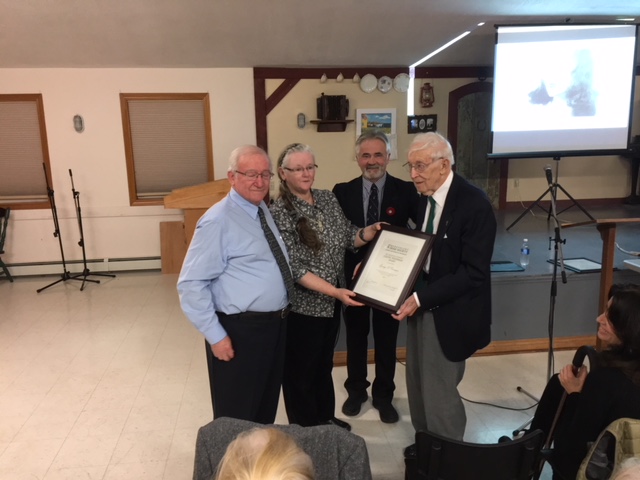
[217,305,291,320]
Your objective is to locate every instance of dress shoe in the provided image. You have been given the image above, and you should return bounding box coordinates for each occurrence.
[341,394,368,416]
[404,443,416,458]
[324,417,352,432]
[372,401,399,423]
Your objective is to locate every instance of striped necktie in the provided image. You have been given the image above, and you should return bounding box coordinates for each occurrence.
[257,207,294,302]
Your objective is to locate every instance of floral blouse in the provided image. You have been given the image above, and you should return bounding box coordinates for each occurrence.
[271,189,358,318]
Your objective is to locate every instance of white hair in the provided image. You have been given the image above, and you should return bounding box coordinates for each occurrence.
[612,457,640,480]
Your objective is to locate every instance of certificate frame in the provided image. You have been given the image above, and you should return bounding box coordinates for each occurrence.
[350,224,435,314]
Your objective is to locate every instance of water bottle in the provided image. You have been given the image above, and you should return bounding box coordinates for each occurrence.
[520,238,530,269]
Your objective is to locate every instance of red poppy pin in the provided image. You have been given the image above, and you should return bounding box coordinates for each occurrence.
[386,207,396,217]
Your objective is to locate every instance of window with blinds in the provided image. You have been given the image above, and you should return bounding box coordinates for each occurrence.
[0,94,52,210]
[120,93,214,206]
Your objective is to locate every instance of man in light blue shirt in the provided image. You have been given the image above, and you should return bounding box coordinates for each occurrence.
[178,145,292,423]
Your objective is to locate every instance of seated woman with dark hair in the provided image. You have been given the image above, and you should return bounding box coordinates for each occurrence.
[530,283,640,480]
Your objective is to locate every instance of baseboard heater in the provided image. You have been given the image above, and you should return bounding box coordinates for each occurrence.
[6,257,162,277]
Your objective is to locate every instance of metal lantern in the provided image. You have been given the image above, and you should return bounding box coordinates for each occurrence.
[420,83,435,108]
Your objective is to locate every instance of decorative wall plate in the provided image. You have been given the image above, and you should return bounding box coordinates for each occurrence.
[360,74,377,93]
[393,73,410,93]
[377,76,392,93]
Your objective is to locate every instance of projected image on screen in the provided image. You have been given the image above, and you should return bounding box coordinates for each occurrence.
[490,24,638,158]
[527,48,596,116]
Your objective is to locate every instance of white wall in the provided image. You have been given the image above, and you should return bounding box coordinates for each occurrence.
[0,68,255,265]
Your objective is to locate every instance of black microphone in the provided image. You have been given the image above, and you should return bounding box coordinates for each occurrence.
[544,165,553,187]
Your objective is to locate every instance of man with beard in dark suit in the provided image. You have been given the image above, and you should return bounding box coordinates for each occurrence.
[333,131,418,423]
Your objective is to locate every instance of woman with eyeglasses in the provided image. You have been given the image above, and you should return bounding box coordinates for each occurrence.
[270,143,381,431]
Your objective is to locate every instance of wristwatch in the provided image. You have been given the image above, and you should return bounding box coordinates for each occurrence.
[358,228,367,242]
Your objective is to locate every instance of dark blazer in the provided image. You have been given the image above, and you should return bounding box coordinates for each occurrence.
[416,173,496,362]
[333,174,419,284]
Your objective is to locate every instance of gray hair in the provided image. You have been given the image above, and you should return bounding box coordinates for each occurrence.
[227,145,272,173]
[277,143,315,169]
[355,130,391,156]
[408,132,455,165]
[275,143,323,253]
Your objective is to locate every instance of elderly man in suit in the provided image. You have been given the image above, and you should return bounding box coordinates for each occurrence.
[333,130,418,423]
[393,132,496,448]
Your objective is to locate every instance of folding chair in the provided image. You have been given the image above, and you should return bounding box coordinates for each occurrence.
[576,417,640,480]
[405,428,544,480]
[0,207,13,282]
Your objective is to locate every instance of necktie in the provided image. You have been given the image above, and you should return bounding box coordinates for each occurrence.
[425,196,436,234]
[367,183,379,226]
[257,207,295,303]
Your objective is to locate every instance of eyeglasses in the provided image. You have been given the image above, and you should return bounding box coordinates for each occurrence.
[403,157,445,173]
[235,170,274,180]
[282,165,318,175]
[403,162,429,173]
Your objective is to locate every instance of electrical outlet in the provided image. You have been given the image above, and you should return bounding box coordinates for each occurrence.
[514,178,519,188]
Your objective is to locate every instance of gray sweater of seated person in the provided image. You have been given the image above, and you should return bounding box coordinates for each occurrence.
[192,417,372,480]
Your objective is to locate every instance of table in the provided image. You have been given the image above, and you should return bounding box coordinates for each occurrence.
[624,258,640,274]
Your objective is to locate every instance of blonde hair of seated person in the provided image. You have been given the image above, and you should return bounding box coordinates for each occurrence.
[215,428,315,480]
[612,457,640,480]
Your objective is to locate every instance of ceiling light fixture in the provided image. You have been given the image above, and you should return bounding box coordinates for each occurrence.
[409,31,471,69]
[407,25,483,116]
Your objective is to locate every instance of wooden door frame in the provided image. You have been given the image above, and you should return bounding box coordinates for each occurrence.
[447,81,508,209]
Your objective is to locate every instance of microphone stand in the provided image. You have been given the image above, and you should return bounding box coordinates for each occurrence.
[37,164,85,293]
[512,165,568,436]
[69,169,116,290]
[544,166,568,380]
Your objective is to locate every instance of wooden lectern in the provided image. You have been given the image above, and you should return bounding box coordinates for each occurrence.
[161,179,231,274]
[564,218,640,346]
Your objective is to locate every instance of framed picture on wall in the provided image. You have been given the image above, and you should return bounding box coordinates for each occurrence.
[407,114,437,134]
[356,108,397,159]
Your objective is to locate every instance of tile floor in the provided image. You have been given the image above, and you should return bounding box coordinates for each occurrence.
[0,272,569,479]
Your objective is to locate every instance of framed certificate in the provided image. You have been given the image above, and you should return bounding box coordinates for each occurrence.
[350,224,435,314]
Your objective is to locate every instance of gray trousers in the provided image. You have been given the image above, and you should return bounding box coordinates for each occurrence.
[406,310,466,440]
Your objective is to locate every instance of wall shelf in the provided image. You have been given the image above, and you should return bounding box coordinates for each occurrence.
[310,119,353,132]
